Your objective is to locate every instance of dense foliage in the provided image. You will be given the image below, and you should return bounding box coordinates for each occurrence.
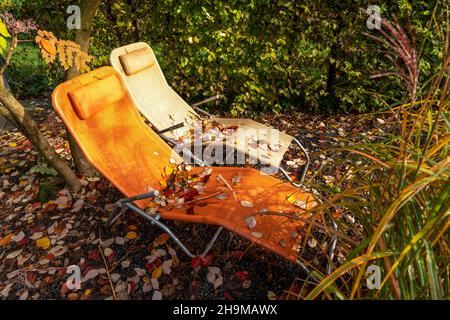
[2,0,445,115]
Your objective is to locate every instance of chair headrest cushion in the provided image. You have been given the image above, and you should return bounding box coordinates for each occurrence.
[119,47,155,76]
[68,74,126,120]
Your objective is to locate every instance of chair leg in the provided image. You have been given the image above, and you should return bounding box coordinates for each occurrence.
[200,226,223,257]
[124,203,223,259]
[104,205,126,228]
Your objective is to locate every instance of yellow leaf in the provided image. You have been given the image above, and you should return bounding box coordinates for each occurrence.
[0,19,10,38]
[0,234,14,246]
[164,165,174,176]
[126,231,138,240]
[8,142,17,148]
[36,237,51,250]
[152,267,163,279]
[83,289,92,297]
[154,233,170,246]
[39,39,57,56]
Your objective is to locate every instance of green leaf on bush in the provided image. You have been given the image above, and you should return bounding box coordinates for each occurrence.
[0,18,10,57]
[30,164,58,177]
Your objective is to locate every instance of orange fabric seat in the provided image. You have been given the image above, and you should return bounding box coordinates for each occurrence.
[51,67,316,263]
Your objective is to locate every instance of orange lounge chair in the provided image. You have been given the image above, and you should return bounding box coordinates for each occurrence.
[51,66,320,269]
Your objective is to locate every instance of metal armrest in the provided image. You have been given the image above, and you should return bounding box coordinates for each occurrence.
[117,190,159,205]
[156,122,185,135]
[191,94,224,118]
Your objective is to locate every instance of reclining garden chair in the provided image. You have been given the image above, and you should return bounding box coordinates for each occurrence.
[51,66,321,269]
[110,42,310,183]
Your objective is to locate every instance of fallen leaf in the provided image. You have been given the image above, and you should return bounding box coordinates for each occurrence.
[308,237,317,248]
[208,267,221,274]
[240,200,253,208]
[104,248,113,257]
[36,237,51,250]
[142,282,152,293]
[245,216,257,229]
[6,248,23,259]
[251,232,263,239]
[154,233,170,246]
[152,267,163,279]
[71,199,84,212]
[214,276,223,289]
[13,231,25,243]
[29,232,43,240]
[126,231,138,240]
[49,246,68,257]
[82,269,100,282]
[151,278,159,290]
[152,290,162,300]
[207,271,216,284]
[19,290,29,300]
[268,291,277,300]
[235,271,249,282]
[0,234,14,246]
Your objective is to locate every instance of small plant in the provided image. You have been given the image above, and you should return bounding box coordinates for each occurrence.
[30,164,58,177]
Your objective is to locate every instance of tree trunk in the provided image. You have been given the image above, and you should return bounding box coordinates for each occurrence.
[0,80,81,193]
[65,0,101,177]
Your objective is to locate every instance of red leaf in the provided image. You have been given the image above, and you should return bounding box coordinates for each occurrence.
[201,255,213,266]
[224,291,234,300]
[231,250,245,260]
[46,253,56,260]
[145,263,155,273]
[88,250,101,262]
[189,279,200,296]
[191,255,214,268]
[107,251,116,263]
[42,203,57,213]
[187,206,195,215]
[235,271,249,282]
[184,188,199,201]
[128,281,137,295]
[17,237,29,247]
[191,256,203,268]
[60,282,69,296]
[27,272,36,284]
[153,258,162,268]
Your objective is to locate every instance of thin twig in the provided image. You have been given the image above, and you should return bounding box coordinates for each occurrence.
[217,174,237,201]
[109,241,140,273]
[159,190,225,213]
[98,242,117,300]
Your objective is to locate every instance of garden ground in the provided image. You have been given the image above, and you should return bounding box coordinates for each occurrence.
[0,98,391,300]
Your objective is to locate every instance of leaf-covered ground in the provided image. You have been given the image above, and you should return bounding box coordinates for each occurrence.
[0,99,391,300]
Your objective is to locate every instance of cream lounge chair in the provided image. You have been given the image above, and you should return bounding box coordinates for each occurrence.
[110,42,310,183]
